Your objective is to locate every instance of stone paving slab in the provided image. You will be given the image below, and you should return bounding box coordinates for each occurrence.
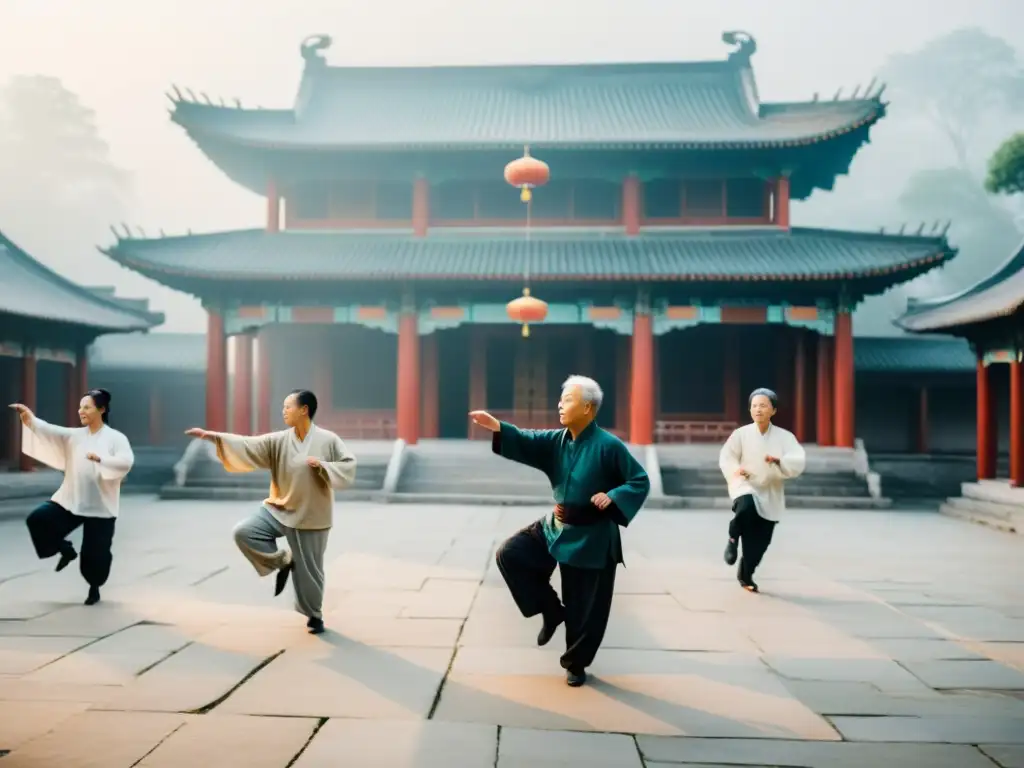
[293,720,496,767]
[216,639,452,719]
[0,499,1021,766]
[0,710,187,767]
[137,714,317,767]
[637,736,1000,767]
[980,744,1024,767]
[498,727,643,767]
[830,714,1024,743]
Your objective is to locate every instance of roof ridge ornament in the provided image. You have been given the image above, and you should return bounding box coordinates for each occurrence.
[301,34,332,67]
[722,31,757,65]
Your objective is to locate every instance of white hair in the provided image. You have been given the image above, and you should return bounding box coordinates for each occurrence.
[562,375,604,412]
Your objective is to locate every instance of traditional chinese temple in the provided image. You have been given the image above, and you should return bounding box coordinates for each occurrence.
[897,238,1024,488]
[102,32,957,451]
[0,231,162,470]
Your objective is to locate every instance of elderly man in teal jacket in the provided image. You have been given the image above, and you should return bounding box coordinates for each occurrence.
[470,374,650,687]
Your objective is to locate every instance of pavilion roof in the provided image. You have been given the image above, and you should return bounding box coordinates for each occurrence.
[101,227,953,291]
[0,231,163,332]
[169,33,884,153]
[854,336,975,373]
[895,236,1024,333]
[89,332,205,372]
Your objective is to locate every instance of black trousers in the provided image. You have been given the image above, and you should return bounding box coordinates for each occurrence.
[495,519,617,672]
[728,494,776,582]
[26,501,116,588]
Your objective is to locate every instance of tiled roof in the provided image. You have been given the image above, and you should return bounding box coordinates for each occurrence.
[169,34,883,151]
[895,237,1024,332]
[102,227,953,285]
[0,232,163,332]
[89,332,205,372]
[855,336,975,373]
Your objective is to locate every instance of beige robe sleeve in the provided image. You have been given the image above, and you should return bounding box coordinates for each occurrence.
[96,431,135,481]
[317,434,357,490]
[770,430,806,480]
[21,418,76,472]
[213,432,278,473]
[718,428,743,481]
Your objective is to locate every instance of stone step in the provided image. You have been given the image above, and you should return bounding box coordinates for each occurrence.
[660,495,892,510]
[940,500,1020,534]
[945,494,1021,522]
[662,483,871,497]
[159,485,384,502]
[962,480,1024,507]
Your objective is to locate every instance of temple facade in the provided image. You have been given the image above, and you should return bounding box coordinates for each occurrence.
[104,32,956,448]
[0,232,162,470]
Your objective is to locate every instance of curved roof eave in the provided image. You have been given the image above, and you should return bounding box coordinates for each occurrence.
[0,232,163,333]
[895,235,1024,332]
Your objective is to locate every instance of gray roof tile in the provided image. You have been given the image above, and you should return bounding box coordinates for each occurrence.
[103,227,953,284]
[0,232,163,332]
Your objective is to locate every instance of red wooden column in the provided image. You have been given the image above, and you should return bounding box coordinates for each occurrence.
[205,310,228,432]
[468,329,487,412]
[816,334,833,445]
[629,305,655,445]
[18,352,37,471]
[256,327,273,434]
[266,179,280,233]
[396,305,420,445]
[65,364,79,426]
[1010,358,1023,487]
[622,175,641,236]
[793,332,808,442]
[413,177,429,237]
[915,387,929,454]
[833,309,855,448]
[232,333,254,433]
[975,358,997,480]
[65,344,89,425]
[774,177,790,229]
[421,333,440,439]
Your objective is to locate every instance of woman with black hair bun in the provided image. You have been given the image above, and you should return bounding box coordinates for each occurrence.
[9,388,134,606]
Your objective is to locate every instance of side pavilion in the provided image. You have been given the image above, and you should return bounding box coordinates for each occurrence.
[0,231,164,470]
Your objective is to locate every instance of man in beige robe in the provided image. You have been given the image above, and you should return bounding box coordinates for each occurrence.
[186,389,356,633]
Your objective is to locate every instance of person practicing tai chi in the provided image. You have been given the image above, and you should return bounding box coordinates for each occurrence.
[10,389,134,606]
[719,387,806,593]
[185,389,356,634]
[471,375,650,687]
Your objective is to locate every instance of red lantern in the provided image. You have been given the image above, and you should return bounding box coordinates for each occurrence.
[504,148,550,203]
[506,287,548,337]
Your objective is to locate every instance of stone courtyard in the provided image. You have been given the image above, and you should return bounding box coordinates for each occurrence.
[0,499,1022,767]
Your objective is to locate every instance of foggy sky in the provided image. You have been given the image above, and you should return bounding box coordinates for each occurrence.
[2,0,1022,333]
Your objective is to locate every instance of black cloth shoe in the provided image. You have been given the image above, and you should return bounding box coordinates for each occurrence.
[566,668,587,687]
[537,606,565,647]
[274,562,293,597]
[307,617,325,635]
[723,538,738,566]
[738,577,759,593]
[84,586,101,605]
[56,543,77,572]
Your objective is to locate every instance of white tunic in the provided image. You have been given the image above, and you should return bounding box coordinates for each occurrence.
[21,419,135,519]
[718,422,806,522]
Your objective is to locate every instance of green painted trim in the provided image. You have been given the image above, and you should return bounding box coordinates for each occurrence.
[652,301,834,335]
[224,305,398,335]
[983,348,1021,366]
[0,341,25,358]
[417,301,635,335]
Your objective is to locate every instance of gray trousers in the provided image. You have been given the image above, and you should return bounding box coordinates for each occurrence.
[232,507,330,620]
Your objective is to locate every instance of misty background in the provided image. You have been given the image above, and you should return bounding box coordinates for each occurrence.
[2,0,1023,335]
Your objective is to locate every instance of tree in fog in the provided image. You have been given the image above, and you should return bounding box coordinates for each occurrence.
[0,75,131,282]
[986,132,1024,197]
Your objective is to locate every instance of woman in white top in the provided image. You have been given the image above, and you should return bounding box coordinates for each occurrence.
[9,388,134,605]
[718,387,806,593]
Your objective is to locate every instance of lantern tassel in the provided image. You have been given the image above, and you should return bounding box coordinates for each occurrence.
[520,186,531,203]
[522,324,530,338]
